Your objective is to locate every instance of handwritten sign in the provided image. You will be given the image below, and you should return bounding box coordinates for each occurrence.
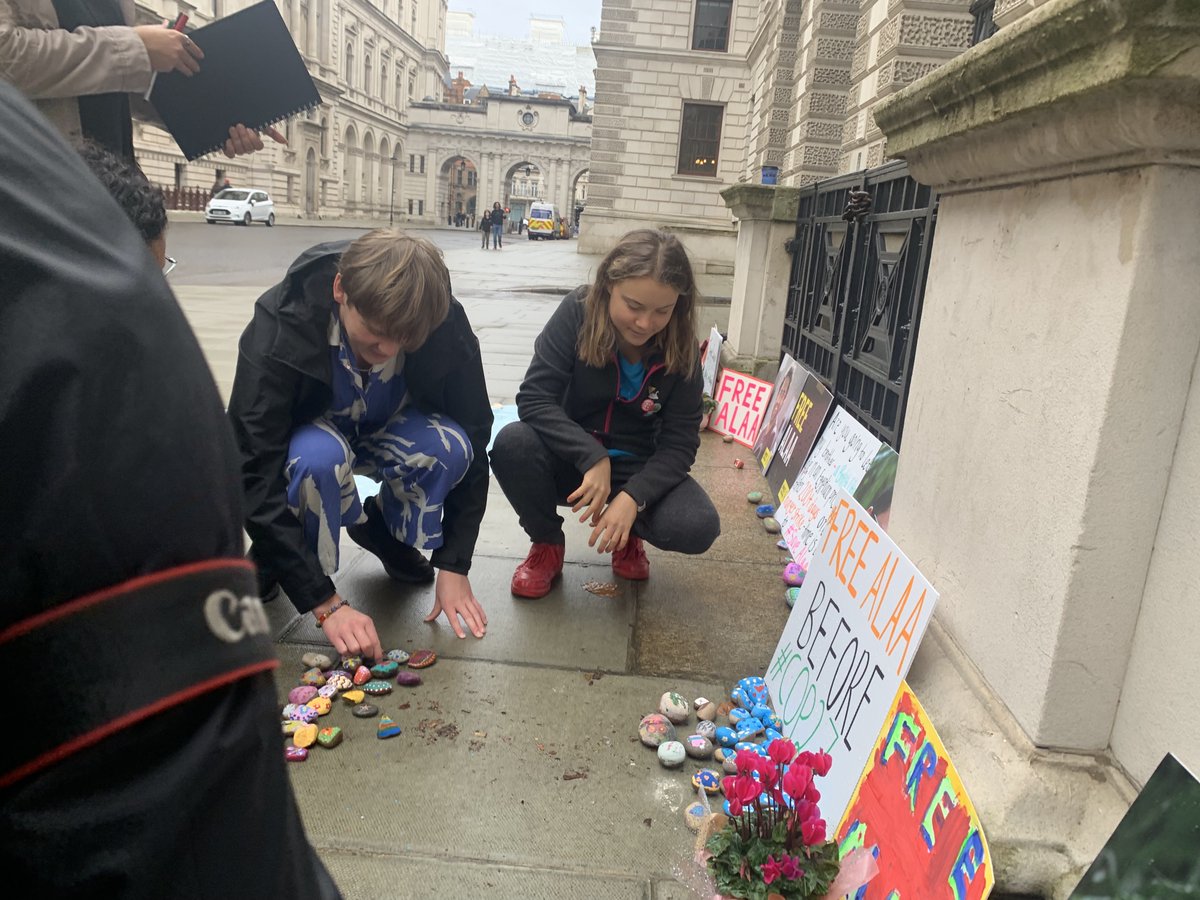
[775,408,882,571]
[710,369,773,448]
[764,371,834,503]
[751,354,800,472]
[700,326,723,399]
[835,684,993,900]
[766,489,938,827]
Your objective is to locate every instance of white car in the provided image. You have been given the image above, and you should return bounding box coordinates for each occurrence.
[206,188,275,226]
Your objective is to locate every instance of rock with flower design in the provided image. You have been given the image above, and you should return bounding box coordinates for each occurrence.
[305,696,332,716]
[316,726,343,748]
[692,769,721,794]
[695,719,717,740]
[638,713,676,748]
[734,740,759,753]
[684,734,714,760]
[317,682,339,700]
[299,668,326,687]
[714,726,738,748]
[658,691,690,724]
[656,740,686,768]
[301,652,333,671]
[287,705,320,724]
[288,685,318,705]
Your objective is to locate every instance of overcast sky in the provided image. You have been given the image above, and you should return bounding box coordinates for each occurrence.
[447,0,603,46]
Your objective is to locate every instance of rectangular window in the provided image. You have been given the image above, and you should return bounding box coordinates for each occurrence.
[418,199,424,215]
[419,155,425,174]
[409,154,415,172]
[408,198,413,214]
[677,103,723,177]
[692,0,732,52]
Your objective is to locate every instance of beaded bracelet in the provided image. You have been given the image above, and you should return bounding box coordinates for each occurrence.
[315,597,350,628]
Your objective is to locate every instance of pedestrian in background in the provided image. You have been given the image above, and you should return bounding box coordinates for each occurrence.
[490,201,504,249]
[480,209,492,249]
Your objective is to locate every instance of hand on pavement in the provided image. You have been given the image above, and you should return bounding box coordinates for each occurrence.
[424,570,487,639]
[135,26,202,75]
[588,491,638,554]
[313,594,382,659]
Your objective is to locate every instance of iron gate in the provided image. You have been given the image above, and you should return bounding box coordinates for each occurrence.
[782,160,938,449]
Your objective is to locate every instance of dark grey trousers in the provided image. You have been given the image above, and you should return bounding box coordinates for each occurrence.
[490,420,720,553]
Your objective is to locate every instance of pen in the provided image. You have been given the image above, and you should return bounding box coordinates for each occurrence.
[144,14,192,101]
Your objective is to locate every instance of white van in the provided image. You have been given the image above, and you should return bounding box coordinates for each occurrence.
[527,202,558,240]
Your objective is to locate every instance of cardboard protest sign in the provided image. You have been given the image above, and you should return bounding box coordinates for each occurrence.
[710,369,774,448]
[835,684,993,900]
[775,408,883,571]
[751,354,800,472]
[764,370,834,503]
[766,489,938,827]
[1069,753,1200,898]
[700,326,723,400]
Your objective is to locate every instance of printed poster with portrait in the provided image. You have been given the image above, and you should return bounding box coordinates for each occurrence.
[764,370,834,504]
[751,354,801,473]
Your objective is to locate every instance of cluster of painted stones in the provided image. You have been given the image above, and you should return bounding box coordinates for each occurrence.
[636,676,787,830]
[281,648,437,760]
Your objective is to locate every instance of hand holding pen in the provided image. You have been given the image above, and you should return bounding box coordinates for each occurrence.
[135,14,201,76]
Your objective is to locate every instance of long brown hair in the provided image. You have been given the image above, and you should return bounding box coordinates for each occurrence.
[577,229,699,375]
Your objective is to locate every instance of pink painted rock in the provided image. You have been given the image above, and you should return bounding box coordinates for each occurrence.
[407,649,437,669]
[284,746,308,762]
[288,685,319,705]
[395,671,422,687]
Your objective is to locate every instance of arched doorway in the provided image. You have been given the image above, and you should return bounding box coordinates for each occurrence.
[305,148,317,215]
[505,161,542,234]
[571,168,589,229]
[439,155,477,227]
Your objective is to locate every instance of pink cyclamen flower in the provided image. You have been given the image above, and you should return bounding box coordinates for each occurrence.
[780,854,804,880]
[802,817,827,845]
[782,763,812,801]
[757,758,778,790]
[734,749,761,776]
[761,855,783,886]
[811,749,832,777]
[767,738,796,765]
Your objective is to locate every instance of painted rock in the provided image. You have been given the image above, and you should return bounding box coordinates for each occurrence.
[281,703,298,719]
[352,703,380,718]
[714,747,730,763]
[638,713,677,748]
[684,800,709,832]
[730,688,753,710]
[762,517,781,534]
[362,680,393,696]
[316,726,343,748]
[395,671,423,687]
[728,707,751,725]
[385,648,411,664]
[301,652,333,671]
[305,696,332,716]
[716,700,736,718]
[733,458,745,469]
[777,538,789,550]
[765,713,783,732]
[370,660,399,679]
[722,434,734,443]
[377,716,402,739]
[282,721,302,736]
[764,729,784,744]
[284,746,308,762]
[734,741,759,752]
[326,672,353,691]
[656,740,686,768]
[288,705,320,724]
[695,719,717,740]
[722,755,739,774]
[692,769,722,794]
[746,491,764,504]
[300,668,326,687]
[407,649,437,669]
[352,665,372,686]
[755,503,775,518]
[684,734,714,760]
[658,691,690,725]
[695,698,718,721]
[714,727,738,748]
[736,718,765,739]
[292,723,318,748]
[340,689,365,705]
[317,682,339,700]
[750,705,773,722]
[339,656,362,672]
[782,562,805,587]
[785,587,802,609]
[288,685,319,705]
[737,677,769,706]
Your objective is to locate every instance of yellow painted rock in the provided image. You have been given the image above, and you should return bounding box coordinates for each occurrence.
[293,723,318,749]
[340,689,365,705]
[305,696,332,716]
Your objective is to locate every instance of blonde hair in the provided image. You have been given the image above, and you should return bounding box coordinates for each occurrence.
[577,229,699,376]
[337,228,451,349]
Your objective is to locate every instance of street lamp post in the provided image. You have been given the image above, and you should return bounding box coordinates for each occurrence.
[389,148,400,226]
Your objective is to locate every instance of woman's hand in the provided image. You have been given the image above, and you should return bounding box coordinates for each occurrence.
[312,594,382,659]
[588,491,639,554]
[424,570,487,639]
[568,457,611,525]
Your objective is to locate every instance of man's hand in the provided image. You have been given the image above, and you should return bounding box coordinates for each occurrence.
[588,491,638,554]
[424,570,487,639]
[568,457,611,525]
[222,124,288,158]
[135,26,202,75]
[312,594,382,659]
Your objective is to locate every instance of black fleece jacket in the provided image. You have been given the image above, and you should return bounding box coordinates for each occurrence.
[515,289,703,507]
[227,243,493,614]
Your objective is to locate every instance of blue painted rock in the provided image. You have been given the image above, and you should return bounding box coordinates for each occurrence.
[284,745,308,762]
[776,539,789,550]
[736,718,765,740]
[288,705,320,724]
[299,668,326,687]
[301,652,333,671]
[684,734,714,760]
[385,648,410,664]
[352,703,379,718]
[339,656,362,672]
[395,671,422,687]
[730,688,752,710]
[288,685,318,705]
[317,682,339,699]
[764,728,784,743]
[734,741,759,752]
[753,744,772,758]
[692,769,721,794]
[766,713,783,732]
[377,716,402,739]
[326,672,353,691]
[746,491,764,504]
[785,587,802,609]
[762,517,781,534]
[407,649,437,669]
[737,677,769,706]
[370,660,399,679]
[352,665,372,686]
[695,719,717,740]
[362,679,393,696]
[684,800,709,832]
[316,726,343,748]
[750,704,772,721]
[292,723,318,748]
[638,713,677,748]
[714,727,738,748]
[755,503,775,518]
[656,740,686,768]
[659,691,690,725]
[714,747,730,763]
[728,707,751,725]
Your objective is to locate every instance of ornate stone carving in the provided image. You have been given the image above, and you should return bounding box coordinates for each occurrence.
[813,66,851,85]
[806,91,848,116]
[820,11,860,32]
[900,14,973,49]
[802,145,841,167]
[851,43,869,78]
[816,37,855,60]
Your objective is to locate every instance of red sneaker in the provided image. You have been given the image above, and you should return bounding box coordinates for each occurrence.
[510,543,566,598]
[612,536,650,581]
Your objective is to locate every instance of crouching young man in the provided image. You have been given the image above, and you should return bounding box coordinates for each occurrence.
[228,230,493,654]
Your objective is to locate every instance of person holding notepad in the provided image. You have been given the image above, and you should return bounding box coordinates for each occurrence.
[0,0,282,159]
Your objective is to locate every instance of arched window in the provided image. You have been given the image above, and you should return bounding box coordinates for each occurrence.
[364,53,372,97]
[320,116,328,156]
[395,64,404,110]
[298,0,309,54]
[345,42,354,87]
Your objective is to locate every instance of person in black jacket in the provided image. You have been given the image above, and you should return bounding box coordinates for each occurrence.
[0,81,338,898]
[228,229,493,651]
[489,229,720,598]
[480,209,492,249]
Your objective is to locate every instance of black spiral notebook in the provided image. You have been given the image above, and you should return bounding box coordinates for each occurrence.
[149,0,320,160]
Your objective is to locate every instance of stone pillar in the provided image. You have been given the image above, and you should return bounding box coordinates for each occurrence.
[306,0,318,58]
[786,0,857,184]
[718,184,801,378]
[873,0,1200,751]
